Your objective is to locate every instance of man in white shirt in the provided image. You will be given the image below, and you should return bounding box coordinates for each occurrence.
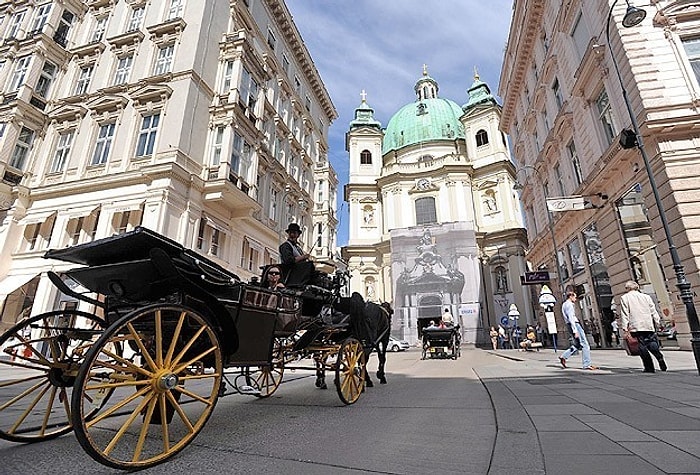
[620,280,666,373]
[441,308,454,326]
[559,291,596,370]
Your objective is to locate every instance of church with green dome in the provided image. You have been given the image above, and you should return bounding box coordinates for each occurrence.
[342,68,531,346]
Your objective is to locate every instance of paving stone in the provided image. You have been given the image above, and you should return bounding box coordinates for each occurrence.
[529,414,592,432]
[620,441,700,473]
[544,454,666,475]
[647,431,700,458]
[524,403,600,416]
[539,431,630,455]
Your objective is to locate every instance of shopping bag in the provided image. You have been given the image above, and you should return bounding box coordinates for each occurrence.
[622,334,640,356]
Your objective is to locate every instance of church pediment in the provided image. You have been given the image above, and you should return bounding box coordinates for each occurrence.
[85,94,129,114]
[129,83,173,107]
[477,180,498,190]
[47,103,88,123]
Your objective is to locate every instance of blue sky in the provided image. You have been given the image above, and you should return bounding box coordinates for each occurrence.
[285,1,514,246]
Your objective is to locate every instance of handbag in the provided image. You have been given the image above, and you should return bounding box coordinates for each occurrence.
[566,322,582,350]
[622,334,640,356]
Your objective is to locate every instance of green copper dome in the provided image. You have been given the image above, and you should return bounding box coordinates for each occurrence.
[382,71,464,155]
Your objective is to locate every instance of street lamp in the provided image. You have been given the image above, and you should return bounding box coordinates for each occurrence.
[513,166,565,298]
[508,303,520,348]
[606,0,700,374]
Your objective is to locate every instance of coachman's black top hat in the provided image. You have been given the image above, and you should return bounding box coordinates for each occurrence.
[285,223,302,233]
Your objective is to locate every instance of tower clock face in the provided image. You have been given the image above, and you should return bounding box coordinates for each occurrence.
[417,178,430,190]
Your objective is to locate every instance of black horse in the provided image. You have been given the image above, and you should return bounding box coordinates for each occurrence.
[335,292,392,387]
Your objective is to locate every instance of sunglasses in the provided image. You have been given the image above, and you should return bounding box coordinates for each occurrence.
[268,271,280,275]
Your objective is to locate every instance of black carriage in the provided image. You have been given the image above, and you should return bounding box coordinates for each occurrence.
[421,326,461,360]
[0,227,366,470]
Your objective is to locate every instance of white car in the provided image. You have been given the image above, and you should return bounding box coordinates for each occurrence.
[387,336,410,352]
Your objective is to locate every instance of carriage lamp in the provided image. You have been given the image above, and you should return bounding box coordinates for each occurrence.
[606,0,700,373]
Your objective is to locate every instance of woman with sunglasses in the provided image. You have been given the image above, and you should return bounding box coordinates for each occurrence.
[265,266,285,290]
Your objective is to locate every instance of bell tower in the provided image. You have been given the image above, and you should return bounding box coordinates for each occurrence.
[345,91,383,245]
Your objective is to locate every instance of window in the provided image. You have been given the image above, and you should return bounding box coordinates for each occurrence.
[317,180,324,204]
[127,7,144,31]
[51,131,74,173]
[154,44,174,75]
[476,129,489,146]
[10,56,31,91]
[75,65,94,95]
[92,123,115,165]
[92,15,108,42]
[552,78,563,109]
[35,61,57,98]
[210,126,225,166]
[113,210,141,234]
[415,197,437,225]
[168,0,184,20]
[568,141,583,187]
[136,114,160,157]
[53,10,74,47]
[68,217,85,246]
[596,88,616,145]
[683,37,700,85]
[239,67,259,112]
[316,222,322,248]
[268,188,278,220]
[571,11,590,59]
[7,10,26,39]
[113,55,133,85]
[10,127,35,170]
[27,224,42,251]
[267,29,276,51]
[282,54,290,74]
[196,218,224,257]
[31,4,52,33]
[554,164,566,196]
[221,60,234,92]
[294,75,301,93]
[360,149,372,165]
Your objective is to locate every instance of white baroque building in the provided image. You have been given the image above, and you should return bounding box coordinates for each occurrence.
[343,70,529,345]
[499,0,700,350]
[0,0,338,331]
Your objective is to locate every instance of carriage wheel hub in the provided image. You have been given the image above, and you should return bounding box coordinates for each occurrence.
[156,373,179,391]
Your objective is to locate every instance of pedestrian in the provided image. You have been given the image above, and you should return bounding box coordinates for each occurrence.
[620,280,667,373]
[489,326,498,350]
[611,318,620,346]
[535,321,545,347]
[497,324,506,349]
[441,308,454,326]
[592,322,601,348]
[558,291,596,370]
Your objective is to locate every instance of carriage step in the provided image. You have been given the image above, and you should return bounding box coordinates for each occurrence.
[238,385,261,396]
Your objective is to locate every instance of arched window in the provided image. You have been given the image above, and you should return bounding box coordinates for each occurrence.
[476,129,489,147]
[415,197,437,225]
[360,149,372,164]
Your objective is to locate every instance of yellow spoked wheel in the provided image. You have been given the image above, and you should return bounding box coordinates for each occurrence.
[334,338,366,405]
[246,338,284,398]
[0,310,104,443]
[71,305,222,470]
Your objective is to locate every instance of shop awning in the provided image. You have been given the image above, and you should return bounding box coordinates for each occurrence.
[0,273,39,299]
[18,210,57,226]
[60,204,101,219]
[203,214,230,233]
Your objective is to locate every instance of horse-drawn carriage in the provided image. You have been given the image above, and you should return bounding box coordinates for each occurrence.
[421,326,461,360]
[0,227,383,470]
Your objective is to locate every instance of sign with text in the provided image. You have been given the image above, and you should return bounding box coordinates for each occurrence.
[521,271,550,285]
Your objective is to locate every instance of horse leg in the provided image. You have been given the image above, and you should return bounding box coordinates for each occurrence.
[364,346,374,388]
[314,354,327,389]
[376,341,388,384]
